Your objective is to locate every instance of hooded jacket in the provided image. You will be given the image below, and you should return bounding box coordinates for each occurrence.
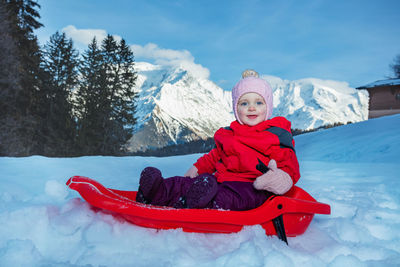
[194,117,300,184]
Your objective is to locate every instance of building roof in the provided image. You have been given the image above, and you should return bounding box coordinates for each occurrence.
[356,78,400,89]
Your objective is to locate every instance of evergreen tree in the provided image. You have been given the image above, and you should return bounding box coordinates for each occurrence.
[75,37,106,155]
[0,1,21,155]
[99,35,138,154]
[0,0,43,156]
[390,54,400,78]
[76,35,138,155]
[40,31,80,156]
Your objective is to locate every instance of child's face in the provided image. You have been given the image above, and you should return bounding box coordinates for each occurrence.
[237,92,267,126]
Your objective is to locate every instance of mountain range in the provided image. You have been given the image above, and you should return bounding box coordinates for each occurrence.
[126,62,368,153]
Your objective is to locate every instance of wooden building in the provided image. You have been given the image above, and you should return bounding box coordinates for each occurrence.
[357,78,400,119]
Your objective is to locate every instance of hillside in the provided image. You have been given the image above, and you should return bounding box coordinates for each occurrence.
[1,115,399,266]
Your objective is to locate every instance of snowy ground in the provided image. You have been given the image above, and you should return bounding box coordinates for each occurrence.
[0,115,399,266]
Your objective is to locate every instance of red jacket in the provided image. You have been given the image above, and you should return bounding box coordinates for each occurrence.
[194,117,300,184]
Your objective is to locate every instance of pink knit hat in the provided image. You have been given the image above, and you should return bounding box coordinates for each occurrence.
[232,70,273,124]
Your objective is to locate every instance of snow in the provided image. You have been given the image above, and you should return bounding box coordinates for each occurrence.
[1,114,400,266]
[127,62,234,152]
[134,62,233,136]
[264,75,369,130]
[357,78,400,89]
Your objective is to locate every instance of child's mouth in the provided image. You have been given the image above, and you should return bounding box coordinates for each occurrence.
[247,115,258,119]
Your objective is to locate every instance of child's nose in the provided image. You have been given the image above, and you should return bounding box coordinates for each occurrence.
[248,104,256,111]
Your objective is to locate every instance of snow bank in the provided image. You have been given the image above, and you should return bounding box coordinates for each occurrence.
[0,115,399,266]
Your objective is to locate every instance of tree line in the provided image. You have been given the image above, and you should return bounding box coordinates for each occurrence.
[390,55,400,79]
[0,0,138,156]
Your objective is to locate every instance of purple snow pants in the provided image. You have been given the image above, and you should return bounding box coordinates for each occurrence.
[140,168,272,211]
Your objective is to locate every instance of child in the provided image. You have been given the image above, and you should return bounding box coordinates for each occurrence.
[136,70,300,211]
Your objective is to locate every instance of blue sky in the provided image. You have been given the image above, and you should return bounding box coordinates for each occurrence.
[35,0,400,90]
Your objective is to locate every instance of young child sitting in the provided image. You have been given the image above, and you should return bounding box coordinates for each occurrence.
[136,69,300,211]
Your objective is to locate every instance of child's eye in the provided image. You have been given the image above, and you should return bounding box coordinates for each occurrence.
[256,101,264,105]
[240,102,248,106]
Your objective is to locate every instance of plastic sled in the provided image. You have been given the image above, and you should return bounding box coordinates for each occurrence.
[66,176,330,243]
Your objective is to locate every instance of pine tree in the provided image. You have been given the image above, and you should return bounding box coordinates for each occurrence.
[75,35,138,155]
[75,37,106,155]
[0,0,43,156]
[99,35,138,154]
[0,1,21,155]
[40,31,80,156]
[390,54,400,78]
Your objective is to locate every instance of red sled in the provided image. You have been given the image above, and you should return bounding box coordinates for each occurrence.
[66,176,330,242]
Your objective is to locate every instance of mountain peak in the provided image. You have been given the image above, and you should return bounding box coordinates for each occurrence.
[127,63,234,152]
[265,75,368,130]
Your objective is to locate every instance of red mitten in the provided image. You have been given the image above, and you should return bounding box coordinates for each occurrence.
[253,159,293,195]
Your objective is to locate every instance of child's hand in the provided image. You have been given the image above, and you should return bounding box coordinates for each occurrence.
[184,166,199,178]
[253,159,293,195]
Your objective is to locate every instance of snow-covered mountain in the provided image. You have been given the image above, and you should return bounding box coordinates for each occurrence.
[126,62,234,152]
[265,75,369,130]
[126,62,369,152]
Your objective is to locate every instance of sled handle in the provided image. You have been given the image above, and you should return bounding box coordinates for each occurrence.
[269,195,331,216]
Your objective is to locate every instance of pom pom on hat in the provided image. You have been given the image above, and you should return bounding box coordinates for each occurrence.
[232,69,273,124]
[242,69,259,78]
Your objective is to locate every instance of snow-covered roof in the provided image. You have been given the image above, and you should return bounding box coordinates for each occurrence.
[356,78,400,89]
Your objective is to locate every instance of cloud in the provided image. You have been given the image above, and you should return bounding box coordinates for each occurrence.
[62,25,210,79]
[131,43,210,79]
[62,25,122,46]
